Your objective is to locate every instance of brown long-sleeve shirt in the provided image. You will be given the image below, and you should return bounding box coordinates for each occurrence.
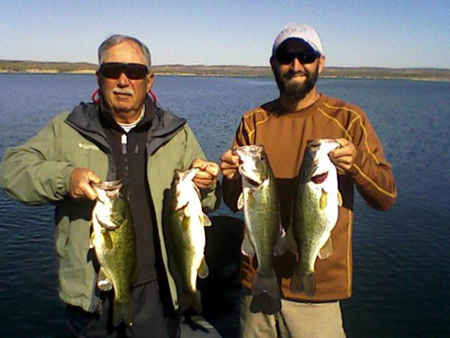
[223,94,396,301]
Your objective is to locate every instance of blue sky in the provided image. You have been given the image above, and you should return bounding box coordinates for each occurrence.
[1,0,449,68]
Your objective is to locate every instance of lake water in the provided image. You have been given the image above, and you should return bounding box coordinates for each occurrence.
[0,74,449,338]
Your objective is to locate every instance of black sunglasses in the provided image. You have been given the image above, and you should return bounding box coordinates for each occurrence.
[275,50,319,65]
[99,62,149,80]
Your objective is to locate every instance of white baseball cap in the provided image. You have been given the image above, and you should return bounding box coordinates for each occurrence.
[272,23,324,56]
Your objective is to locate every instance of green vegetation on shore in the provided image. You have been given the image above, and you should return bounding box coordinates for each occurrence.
[1,60,449,82]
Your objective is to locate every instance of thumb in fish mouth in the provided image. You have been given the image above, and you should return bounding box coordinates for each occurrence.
[192,159,219,173]
[206,164,220,176]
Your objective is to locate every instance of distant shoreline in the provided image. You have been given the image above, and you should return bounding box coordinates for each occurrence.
[1,60,449,82]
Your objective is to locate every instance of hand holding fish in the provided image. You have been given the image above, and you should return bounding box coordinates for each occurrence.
[328,138,357,174]
[219,149,241,180]
[69,168,102,200]
[191,159,220,189]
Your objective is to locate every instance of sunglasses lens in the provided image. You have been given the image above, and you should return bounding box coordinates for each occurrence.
[276,51,318,65]
[125,64,149,79]
[299,53,318,64]
[100,63,148,80]
[100,64,123,79]
[276,52,295,65]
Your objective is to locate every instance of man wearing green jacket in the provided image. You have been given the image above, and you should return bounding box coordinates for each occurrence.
[0,35,220,338]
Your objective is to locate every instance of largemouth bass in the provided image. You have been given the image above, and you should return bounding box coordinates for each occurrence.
[235,145,282,314]
[91,180,138,326]
[169,168,211,313]
[291,139,342,296]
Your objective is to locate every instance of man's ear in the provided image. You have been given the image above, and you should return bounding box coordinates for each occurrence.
[96,71,102,89]
[318,55,326,74]
[146,72,155,92]
[270,56,277,73]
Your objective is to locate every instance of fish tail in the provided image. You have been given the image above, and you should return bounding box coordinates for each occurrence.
[113,298,134,327]
[290,268,316,297]
[290,267,304,294]
[303,273,316,297]
[250,271,281,314]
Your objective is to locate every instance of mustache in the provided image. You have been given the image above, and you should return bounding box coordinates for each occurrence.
[113,89,133,95]
[285,70,308,78]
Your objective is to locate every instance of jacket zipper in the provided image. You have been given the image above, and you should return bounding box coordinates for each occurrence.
[121,134,127,155]
[121,133,130,199]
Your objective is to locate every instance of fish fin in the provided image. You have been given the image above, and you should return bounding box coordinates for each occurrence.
[178,291,189,310]
[241,233,255,256]
[198,257,209,279]
[113,298,135,327]
[290,269,316,296]
[262,178,270,188]
[273,226,289,256]
[250,271,281,314]
[319,189,328,210]
[97,267,113,291]
[253,178,270,194]
[237,193,244,210]
[102,231,113,250]
[200,213,212,227]
[109,211,125,229]
[89,231,95,249]
[179,290,203,314]
[182,216,191,231]
[337,191,343,207]
[285,225,299,254]
[319,237,333,259]
[192,290,203,314]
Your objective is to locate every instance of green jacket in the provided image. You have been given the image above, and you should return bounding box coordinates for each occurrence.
[0,100,220,312]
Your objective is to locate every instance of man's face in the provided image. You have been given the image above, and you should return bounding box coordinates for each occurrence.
[97,41,154,120]
[271,39,325,100]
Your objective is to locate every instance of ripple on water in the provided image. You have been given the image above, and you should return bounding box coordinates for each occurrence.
[1,75,450,337]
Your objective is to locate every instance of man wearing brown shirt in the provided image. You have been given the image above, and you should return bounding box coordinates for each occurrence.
[220,23,396,337]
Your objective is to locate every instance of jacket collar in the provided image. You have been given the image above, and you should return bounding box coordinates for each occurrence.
[65,96,186,138]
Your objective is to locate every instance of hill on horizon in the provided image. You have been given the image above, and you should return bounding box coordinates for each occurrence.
[1,60,449,81]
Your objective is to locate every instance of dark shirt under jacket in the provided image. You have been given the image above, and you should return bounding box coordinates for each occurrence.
[100,102,158,285]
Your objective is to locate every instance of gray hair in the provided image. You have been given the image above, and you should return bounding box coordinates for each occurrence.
[98,35,152,69]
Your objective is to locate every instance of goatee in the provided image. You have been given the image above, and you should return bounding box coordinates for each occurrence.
[274,63,319,101]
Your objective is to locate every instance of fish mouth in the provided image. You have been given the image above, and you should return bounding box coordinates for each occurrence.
[95,213,120,230]
[176,201,190,213]
[96,181,123,201]
[95,180,122,189]
[239,166,263,187]
[244,176,261,187]
[311,171,328,184]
